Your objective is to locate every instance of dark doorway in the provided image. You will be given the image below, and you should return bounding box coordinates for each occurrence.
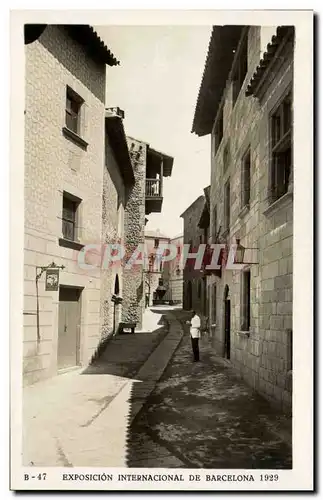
[58,286,82,370]
[224,285,231,360]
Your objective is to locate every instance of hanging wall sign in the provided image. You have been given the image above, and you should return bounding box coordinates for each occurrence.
[45,269,60,291]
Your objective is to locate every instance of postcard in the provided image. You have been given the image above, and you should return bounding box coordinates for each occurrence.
[10,8,313,491]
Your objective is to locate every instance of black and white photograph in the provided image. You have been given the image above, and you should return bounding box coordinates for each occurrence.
[10,9,313,492]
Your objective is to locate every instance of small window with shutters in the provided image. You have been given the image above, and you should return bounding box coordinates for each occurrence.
[62,192,81,241]
[241,269,251,331]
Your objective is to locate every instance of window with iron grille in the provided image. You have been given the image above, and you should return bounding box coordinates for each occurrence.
[232,35,248,106]
[62,193,80,241]
[241,148,251,208]
[65,87,83,135]
[241,269,251,331]
[270,91,293,202]
[224,180,230,232]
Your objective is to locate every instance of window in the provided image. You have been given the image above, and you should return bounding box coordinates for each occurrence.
[65,87,83,135]
[154,238,159,248]
[62,193,80,241]
[213,107,224,156]
[232,36,248,106]
[270,92,292,202]
[241,269,251,331]
[213,206,218,240]
[224,180,230,232]
[241,148,251,208]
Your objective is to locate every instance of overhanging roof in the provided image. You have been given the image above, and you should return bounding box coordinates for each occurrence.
[105,111,135,185]
[148,148,174,177]
[192,25,244,137]
[66,25,119,66]
[245,26,295,97]
[24,24,119,66]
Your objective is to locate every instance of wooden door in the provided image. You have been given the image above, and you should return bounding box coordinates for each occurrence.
[58,287,81,370]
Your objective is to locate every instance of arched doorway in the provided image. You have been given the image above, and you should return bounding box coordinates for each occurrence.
[223,285,231,359]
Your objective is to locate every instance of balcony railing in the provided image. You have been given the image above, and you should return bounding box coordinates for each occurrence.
[146,178,161,197]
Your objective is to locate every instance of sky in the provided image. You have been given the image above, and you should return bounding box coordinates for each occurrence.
[95,25,212,239]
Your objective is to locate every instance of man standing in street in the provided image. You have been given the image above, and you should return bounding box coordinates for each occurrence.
[187,310,201,362]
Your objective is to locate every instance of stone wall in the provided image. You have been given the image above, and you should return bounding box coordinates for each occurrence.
[122,137,147,329]
[182,196,207,315]
[208,26,293,411]
[24,25,106,384]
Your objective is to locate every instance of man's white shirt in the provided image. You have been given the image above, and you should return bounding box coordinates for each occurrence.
[190,314,201,338]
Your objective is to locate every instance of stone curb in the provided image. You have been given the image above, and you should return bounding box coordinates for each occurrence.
[128,312,184,425]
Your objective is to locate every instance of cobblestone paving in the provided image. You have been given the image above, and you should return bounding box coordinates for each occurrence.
[128,311,292,469]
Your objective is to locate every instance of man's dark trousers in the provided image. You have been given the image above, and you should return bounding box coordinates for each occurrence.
[191,337,200,361]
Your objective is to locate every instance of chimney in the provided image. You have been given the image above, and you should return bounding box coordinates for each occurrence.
[105,107,125,119]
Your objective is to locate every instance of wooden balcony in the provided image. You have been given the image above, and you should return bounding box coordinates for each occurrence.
[145,178,163,214]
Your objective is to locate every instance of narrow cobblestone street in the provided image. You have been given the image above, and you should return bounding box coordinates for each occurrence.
[23,307,292,469]
[127,309,292,469]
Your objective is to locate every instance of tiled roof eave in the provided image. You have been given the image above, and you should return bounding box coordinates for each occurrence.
[65,25,120,66]
[191,25,245,137]
[245,25,294,98]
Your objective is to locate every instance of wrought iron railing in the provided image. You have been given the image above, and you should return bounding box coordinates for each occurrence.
[146,178,161,197]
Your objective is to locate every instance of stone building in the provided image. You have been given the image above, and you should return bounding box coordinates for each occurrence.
[192,25,294,411]
[121,139,174,328]
[180,193,208,316]
[144,230,170,307]
[23,25,119,384]
[143,230,184,306]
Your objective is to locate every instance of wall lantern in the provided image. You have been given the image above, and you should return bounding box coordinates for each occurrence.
[234,238,245,264]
